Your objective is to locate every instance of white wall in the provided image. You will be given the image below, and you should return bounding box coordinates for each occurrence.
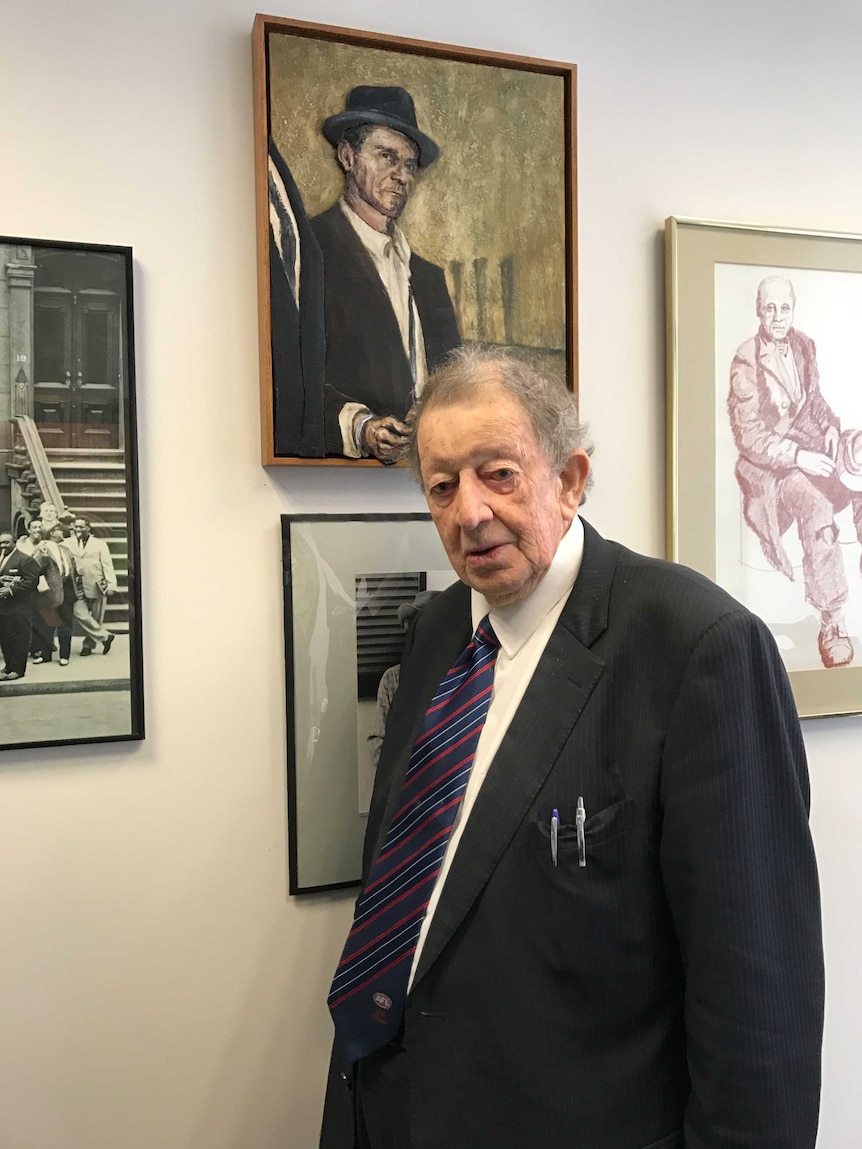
[1,1,860,1145]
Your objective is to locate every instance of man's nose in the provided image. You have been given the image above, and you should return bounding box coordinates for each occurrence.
[454,474,493,530]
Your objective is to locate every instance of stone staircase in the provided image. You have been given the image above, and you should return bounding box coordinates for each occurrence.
[8,442,130,634]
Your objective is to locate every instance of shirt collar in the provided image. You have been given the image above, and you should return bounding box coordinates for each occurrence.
[339,198,411,265]
[470,515,584,658]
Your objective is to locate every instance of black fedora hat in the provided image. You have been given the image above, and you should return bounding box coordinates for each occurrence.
[322,86,440,168]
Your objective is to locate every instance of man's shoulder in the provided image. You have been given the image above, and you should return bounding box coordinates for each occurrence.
[731,333,759,367]
[310,203,349,243]
[580,521,761,636]
[416,579,470,626]
[606,538,763,637]
[409,249,447,280]
[789,327,816,356]
[9,550,39,574]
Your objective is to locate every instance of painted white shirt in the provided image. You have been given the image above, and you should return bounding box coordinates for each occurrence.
[337,199,427,457]
[409,515,585,986]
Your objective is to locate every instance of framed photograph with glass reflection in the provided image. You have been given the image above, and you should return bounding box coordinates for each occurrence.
[281,513,456,893]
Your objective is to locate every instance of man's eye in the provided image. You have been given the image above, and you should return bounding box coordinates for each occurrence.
[490,469,514,481]
[430,481,454,497]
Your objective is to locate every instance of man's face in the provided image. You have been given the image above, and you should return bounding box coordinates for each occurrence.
[28,520,42,542]
[418,383,589,608]
[74,520,89,540]
[340,126,418,223]
[50,527,65,543]
[0,534,13,557]
[758,282,795,341]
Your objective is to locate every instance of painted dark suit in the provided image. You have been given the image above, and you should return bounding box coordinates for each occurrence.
[310,205,460,455]
[0,549,40,677]
[321,520,823,1149]
[268,138,326,457]
[729,326,862,599]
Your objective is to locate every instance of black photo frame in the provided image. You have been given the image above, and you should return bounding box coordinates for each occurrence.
[0,235,144,751]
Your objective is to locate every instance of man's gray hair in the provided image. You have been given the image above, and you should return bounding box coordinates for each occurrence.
[407,346,593,491]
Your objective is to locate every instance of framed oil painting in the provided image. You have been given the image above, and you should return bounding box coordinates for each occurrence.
[667,216,862,718]
[282,513,456,894]
[0,236,144,750]
[253,15,577,466]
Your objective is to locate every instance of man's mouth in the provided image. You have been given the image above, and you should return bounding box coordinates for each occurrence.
[465,541,509,565]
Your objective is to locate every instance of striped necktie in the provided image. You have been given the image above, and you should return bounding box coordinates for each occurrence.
[328,616,499,1064]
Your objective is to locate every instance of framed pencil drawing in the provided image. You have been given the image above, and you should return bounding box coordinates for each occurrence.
[253,14,577,466]
[282,513,456,894]
[667,216,862,718]
[0,235,144,750]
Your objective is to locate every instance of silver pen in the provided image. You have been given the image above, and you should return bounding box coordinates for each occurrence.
[550,808,560,868]
[576,796,586,867]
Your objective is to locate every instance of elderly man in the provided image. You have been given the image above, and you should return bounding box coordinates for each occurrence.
[729,275,862,668]
[321,350,823,1149]
[0,531,40,681]
[310,86,460,462]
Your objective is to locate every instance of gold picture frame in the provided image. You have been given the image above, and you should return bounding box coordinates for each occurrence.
[666,216,862,718]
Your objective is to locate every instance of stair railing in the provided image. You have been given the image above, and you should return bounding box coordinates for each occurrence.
[13,415,66,514]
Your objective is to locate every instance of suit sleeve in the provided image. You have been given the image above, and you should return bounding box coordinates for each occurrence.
[100,541,118,593]
[6,553,40,596]
[659,609,823,1149]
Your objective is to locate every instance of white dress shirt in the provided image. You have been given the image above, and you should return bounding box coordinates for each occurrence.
[409,516,585,985]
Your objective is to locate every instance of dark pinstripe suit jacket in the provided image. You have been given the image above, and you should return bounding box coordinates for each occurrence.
[321,519,824,1149]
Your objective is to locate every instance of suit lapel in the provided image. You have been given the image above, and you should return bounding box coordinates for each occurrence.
[412,520,616,987]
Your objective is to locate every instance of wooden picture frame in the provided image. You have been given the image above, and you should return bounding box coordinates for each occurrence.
[282,513,456,893]
[666,216,862,718]
[253,15,577,467]
[0,235,144,750]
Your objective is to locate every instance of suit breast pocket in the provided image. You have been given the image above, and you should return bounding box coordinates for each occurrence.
[531,797,635,864]
[521,798,639,977]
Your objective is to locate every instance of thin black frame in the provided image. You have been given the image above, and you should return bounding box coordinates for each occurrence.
[0,234,144,752]
[282,512,453,894]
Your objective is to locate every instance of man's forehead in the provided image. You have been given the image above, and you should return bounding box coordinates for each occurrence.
[361,125,417,156]
[419,384,538,467]
[759,282,794,307]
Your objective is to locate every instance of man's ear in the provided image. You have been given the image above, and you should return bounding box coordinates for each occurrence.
[558,449,591,521]
[336,139,355,174]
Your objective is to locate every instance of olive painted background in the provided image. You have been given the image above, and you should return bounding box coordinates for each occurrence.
[268,31,569,370]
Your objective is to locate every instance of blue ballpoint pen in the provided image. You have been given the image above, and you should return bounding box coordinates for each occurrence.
[550,808,560,867]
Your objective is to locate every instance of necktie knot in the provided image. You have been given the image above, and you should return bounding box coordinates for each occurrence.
[473,615,498,652]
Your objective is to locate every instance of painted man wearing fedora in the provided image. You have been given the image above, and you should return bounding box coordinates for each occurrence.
[311,86,460,463]
[729,275,862,668]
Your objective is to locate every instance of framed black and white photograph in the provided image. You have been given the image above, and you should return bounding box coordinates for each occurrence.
[282,513,456,893]
[0,236,144,750]
[666,216,862,718]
